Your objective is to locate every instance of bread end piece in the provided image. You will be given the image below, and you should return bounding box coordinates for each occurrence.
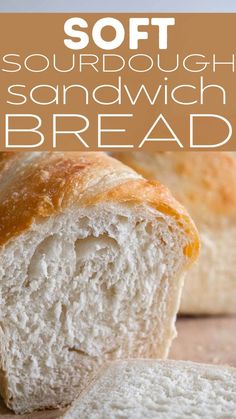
[62,359,236,419]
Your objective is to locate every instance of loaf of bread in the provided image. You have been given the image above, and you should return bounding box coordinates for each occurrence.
[62,359,236,419]
[113,152,236,315]
[0,152,198,414]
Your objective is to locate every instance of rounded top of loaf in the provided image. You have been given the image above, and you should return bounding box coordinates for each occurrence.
[0,152,199,263]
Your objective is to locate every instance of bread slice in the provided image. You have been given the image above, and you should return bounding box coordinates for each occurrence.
[112,152,236,315]
[62,359,236,419]
[0,152,198,413]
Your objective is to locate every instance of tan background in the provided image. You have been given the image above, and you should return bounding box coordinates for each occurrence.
[0,14,235,150]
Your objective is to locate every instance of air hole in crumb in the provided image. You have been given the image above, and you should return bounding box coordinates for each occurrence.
[108,285,117,298]
[135,221,154,235]
[100,283,117,299]
[68,347,88,357]
[117,215,129,223]
[145,223,153,234]
[15,383,23,394]
[60,304,67,323]
[23,235,59,288]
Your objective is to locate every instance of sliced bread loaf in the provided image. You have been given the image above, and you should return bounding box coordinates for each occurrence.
[63,359,236,419]
[0,152,198,413]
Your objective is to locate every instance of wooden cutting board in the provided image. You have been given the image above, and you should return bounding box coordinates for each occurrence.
[1,316,236,418]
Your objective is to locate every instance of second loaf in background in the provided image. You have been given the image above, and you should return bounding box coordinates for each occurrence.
[113,152,236,315]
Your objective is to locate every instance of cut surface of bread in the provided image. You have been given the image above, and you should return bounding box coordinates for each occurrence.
[113,152,236,315]
[0,152,198,413]
[62,359,236,419]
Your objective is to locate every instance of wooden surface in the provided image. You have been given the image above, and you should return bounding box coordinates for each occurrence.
[170,316,236,366]
[1,316,236,418]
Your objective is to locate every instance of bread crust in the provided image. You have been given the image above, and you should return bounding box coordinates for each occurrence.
[0,152,199,263]
[112,152,236,220]
[0,152,134,245]
[91,180,199,261]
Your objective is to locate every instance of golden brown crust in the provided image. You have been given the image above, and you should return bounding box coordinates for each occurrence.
[0,152,23,179]
[0,152,199,264]
[89,179,199,262]
[0,152,130,245]
[112,152,236,219]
